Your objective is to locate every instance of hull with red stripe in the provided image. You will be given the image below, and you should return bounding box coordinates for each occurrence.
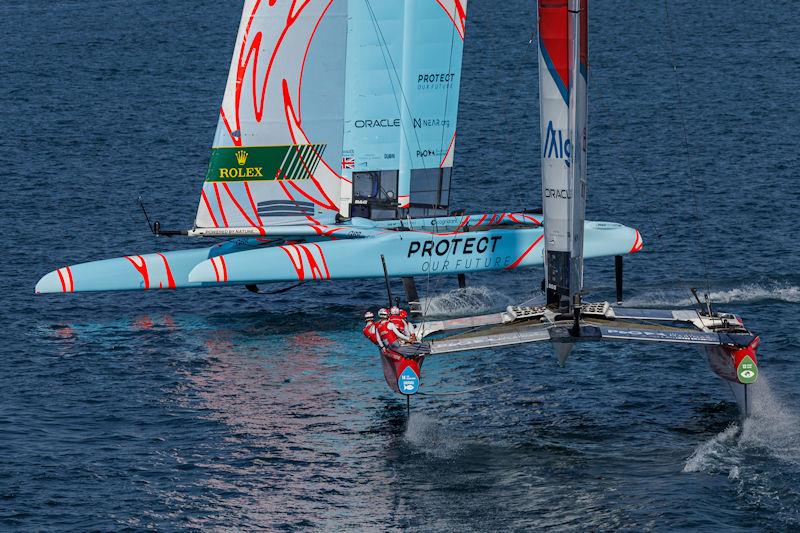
[187,222,640,285]
[36,217,642,293]
[36,240,262,294]
[702,338,759,416]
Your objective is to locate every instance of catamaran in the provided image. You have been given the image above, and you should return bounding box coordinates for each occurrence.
[371,0,760,416]
[35,0,758,415]
[35,0,639,299]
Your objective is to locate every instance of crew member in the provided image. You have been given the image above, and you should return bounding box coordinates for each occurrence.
[362,311,381,347]
[377,307,430,358]
[375,308,398,346]
[390,306,415,340]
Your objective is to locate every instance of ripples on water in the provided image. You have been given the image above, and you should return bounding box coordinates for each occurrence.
[683,376,800,526]
[3,0,800,530]
[417,285,512,317]
[622,281,800,308]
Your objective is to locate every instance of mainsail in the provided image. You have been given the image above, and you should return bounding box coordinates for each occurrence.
[193,0,468,233]
[342,0,467,218]
[538,0,588,311]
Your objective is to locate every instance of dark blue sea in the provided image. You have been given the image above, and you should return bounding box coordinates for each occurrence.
[3,0,799,530]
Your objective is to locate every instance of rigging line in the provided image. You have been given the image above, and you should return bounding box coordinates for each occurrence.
[519,29,538,212]
[362,1,416,168]
[420,220,469,321]
[438,11,458,160]
[417,15,463,319]
[585,48,645,218]
[662,0,712,294]
[361,0,435,316]
[363,0,430,169]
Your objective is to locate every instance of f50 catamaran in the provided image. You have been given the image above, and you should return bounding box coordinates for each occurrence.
[36,0,640,298]
[35,1,758,414]
[372,0,760,416]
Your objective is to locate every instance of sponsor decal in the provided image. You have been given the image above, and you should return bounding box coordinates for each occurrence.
[412,117,451,129]
[421,256,513,273]
[418,73,455,83]
[544,188,572,199]
[206,145,325,182]
[407,236,502,257]
[543,120,571,167]
[219,149,263,179]
[736,355,758,384]
[604,328,714,343]
[417,72,457,90]
[398,366,419,395]
[407,236,513,273]
[354,118,400,128]
[219,167,264,179]
[416,147,446,158]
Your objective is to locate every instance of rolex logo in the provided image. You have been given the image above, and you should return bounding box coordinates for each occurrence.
[218,147,264,179]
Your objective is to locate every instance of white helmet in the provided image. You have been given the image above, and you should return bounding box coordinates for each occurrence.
[390,306,401,316]
[378,308,389,318]
[364,311,375,321]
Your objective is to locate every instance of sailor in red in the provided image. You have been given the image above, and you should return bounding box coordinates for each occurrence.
[362,311,382,347]
[390,305,415,340]
[377,308,430,358]
[375,308,396,342]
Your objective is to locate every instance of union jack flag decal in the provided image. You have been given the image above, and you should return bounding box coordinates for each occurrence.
[341,156,355,169]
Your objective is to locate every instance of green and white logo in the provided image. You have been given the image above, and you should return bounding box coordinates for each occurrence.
[205,144,326,182]
[736,355,758,384]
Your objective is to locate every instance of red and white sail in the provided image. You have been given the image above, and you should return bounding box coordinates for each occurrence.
[194,0,349,232]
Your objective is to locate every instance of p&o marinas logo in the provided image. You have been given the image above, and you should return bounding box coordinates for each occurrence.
[218,148,264,179]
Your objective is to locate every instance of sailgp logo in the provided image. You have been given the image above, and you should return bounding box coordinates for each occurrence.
[543,120,571,167]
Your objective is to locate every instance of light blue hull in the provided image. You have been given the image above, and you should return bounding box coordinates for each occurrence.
[35,216,641,294]
[188,222,637,284]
